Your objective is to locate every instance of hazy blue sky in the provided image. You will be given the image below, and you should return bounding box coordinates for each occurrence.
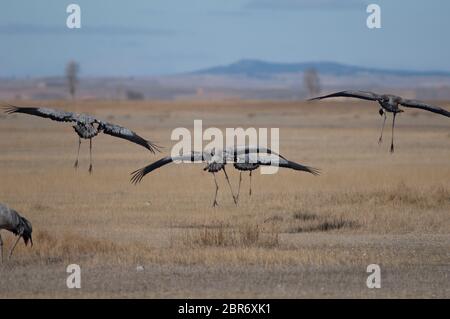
[0,0,449,77]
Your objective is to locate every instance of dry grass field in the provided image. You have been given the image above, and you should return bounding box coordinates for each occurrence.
[0,99,449,298]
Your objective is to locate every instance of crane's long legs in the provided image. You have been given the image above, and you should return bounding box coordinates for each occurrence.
[249,171,252,196]
[74,137,81,169]
[223,167,237,205]
[378,111,387,144]
[88,138,93,174]
[8,235,21,260]
[390,113,397,153]
[236,172,242,203]
[212,173,219,207]
[0,233,3,264]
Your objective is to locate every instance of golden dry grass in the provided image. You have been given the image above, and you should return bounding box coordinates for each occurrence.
[0,99,449,298]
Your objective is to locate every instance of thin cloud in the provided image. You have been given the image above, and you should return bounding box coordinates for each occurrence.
[244,0,367,11]
[0,24,175,36]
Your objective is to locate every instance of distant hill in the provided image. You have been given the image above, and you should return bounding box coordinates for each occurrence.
[193,59,450,78]
[3,59,450,101]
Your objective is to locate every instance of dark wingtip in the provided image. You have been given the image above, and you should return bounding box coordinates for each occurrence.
[1,102,19,114]
[307,166,321,176]
[307,97,321,101]
[130,167,145,184]
[146,141,163,154]
[285,160,321,175]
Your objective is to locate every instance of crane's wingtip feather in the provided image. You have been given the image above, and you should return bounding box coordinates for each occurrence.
[146,141,163,154]
[308,167,321,176]
[130,167,146,184]
[130,168,141,175]
[130,174,141,185]
[2,104,19,114]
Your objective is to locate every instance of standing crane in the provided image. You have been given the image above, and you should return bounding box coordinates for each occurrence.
[131,146,319,207]
[0,203,33,263]
[309,91,450,152]
[3,103,160,173]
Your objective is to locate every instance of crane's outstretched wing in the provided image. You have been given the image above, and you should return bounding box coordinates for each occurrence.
[308,90,382,102]
[253,154,320,176]
[131,153,204,184]
[223,146,288,162]
[99,122,161,153]
[232,146,285,157]
[3,104,77,122]
[399,99,450,117]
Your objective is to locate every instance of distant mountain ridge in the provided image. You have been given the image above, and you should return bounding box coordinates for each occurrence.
[3,59,450,101]
[192,59,450,78]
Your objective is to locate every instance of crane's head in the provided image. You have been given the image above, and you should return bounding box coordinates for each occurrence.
[19,216,33,247]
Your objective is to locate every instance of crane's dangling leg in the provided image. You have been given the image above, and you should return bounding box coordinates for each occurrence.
[74,137,81,169]
[249,170,252,196]
[236,172,242,203]
[212,173,219,207]
[390,113,397,153]
[8,235,21,260]
[223,167,237,205]
[88,138,93,174]
[0,233,3,264]
[378,110,387,144]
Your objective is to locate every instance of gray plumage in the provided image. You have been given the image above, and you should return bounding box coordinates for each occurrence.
[309,90,450,152]
[0,203,33,263]
[3,103,161,173]
[131,146,319,207]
